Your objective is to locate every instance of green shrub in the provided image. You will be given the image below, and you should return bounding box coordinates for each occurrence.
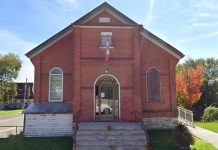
[173,123,194,148]
[202,106,218,122]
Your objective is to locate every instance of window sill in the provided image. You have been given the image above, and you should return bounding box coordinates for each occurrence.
[99,46,114,49]
[48,100,63,102]
[143,98,163,103]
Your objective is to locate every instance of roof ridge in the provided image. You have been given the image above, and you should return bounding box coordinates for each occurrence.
[73,2,139,25]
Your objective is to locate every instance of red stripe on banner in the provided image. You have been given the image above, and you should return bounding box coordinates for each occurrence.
[105,48,110,62]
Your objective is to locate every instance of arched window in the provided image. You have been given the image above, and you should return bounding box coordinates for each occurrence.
[146,68,161,102]
[49,67,63,102]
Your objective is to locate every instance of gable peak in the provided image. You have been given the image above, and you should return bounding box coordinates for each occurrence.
[73,2,139,26]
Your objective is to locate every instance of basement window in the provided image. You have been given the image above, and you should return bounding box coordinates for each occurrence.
[100,32,112,47]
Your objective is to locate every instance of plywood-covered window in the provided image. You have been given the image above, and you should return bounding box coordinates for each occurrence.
[49,67,63,102]
[146,67,161,102]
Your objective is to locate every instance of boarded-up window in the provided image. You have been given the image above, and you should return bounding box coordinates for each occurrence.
[147,68,161,102]
[49,67,63,102]
[99,17,110,23]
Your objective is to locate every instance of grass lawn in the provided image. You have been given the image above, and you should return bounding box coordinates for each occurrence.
[0,135,72,150]
[148,129,218,150]
[148,130,179,150]
[191,137,218,150]
[0,109,22,116]
[195,122,218,133]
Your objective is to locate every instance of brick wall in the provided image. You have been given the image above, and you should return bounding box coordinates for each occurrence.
[30,11,179,121]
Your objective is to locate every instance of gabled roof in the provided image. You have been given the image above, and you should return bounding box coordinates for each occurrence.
[26,2,139,58]
[140,28,184,59]
[26,24,73,58]
[25,102,72,114]
[73,2,139,26]
[26,2,184,59]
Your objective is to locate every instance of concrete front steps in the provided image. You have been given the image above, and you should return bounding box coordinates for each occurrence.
[74,122,148,150]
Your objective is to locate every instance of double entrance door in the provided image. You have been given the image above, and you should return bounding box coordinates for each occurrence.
[95,76,119,121]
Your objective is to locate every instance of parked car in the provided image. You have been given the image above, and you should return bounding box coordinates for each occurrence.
[5,103,21,110]
[96,104,112,114]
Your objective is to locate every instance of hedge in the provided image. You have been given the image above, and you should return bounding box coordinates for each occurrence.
[202,106,218,122]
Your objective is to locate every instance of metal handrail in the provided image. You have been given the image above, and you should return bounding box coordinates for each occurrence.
[73,110,81,150]
[135,111,151,150]
[177,106,194,127]
[178,106,193,113]
[135,111,143,122]
[0,125,23,136]
[75,110,81,129]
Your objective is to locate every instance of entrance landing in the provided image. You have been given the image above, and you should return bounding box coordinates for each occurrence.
[74,122,148,150]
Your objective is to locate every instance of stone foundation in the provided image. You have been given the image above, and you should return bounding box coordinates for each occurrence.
[143,117,178,129]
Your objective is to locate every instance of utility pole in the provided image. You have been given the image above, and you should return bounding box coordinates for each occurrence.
[23,78,27,112]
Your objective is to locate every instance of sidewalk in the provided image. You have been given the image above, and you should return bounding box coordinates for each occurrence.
[188,126,218,148]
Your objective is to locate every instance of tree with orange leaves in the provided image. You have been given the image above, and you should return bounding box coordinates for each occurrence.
[176,66,204,109]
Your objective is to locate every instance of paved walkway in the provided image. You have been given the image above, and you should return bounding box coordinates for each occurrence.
[0,113,24,138]
[188,126,218,148]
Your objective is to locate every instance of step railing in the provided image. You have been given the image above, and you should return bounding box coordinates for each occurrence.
[135,111,151,150]
[0,126,23,138]
[73,110,81,150]
[177,106,194,127]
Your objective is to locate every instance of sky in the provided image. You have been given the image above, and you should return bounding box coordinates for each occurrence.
[0,0,218,82]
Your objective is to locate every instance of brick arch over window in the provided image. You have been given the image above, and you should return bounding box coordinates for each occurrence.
[146,67,161,102]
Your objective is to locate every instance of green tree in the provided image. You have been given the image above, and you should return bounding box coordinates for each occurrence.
[176,66,204,109]
[0,53,21,103]
[177,58,218,108]
[0,82,17,103]
[0,53,22,82]
[184,58,218,81]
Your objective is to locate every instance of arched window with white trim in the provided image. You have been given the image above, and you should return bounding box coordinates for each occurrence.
[49,67,63,102]
[146,67,161,102]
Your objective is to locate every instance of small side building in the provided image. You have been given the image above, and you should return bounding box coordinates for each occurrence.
[24,103,73,137]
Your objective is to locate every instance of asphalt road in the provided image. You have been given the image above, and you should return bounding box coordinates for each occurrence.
[0,113,24,138]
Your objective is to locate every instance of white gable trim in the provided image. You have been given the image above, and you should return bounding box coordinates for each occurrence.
[28,28,73,58]
[140,31,182,59]
[82,8,129,25]
[106,9,129,24]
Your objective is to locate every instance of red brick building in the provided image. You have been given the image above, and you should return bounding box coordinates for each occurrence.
[24,2,184,137]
